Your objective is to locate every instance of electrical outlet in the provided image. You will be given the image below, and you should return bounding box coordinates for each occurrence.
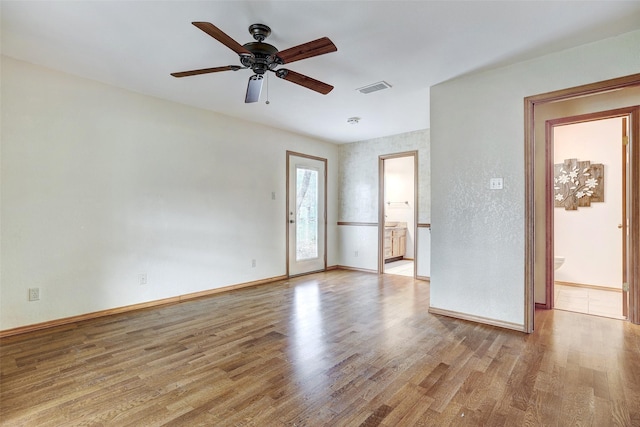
[28,287,40,301]
[252,259,256,268]
[138,273,148,285]
[354,250,359,257]
[271,192,276,200]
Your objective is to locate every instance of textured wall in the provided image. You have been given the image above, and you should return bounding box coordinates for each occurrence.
[337,129,430,271]
[338,129,431,223]
[431,29,640,327]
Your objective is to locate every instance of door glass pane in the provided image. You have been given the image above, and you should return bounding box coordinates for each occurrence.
[296,166,318,261]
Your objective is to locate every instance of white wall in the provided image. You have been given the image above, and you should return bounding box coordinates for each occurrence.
[430,29,640,328]
[0,56,339,331]
[338,130,430,271]
[337,225,379,270]
[554,118,623,288]
[384,156,415,259]
[417,227,431,278]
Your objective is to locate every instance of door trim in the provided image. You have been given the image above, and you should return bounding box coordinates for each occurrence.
[524,73,640,331]
[378,151,418,276]
[622,117,629,319]
[286,151,328,277]
[544,109,634,314]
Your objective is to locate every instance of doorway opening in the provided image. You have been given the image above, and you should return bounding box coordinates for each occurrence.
[524,74,640,332]
[378,152,418,277]
[548,113,628,320]
[286,151,327,277]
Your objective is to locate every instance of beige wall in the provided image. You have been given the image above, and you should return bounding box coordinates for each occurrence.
[1,56,339,330]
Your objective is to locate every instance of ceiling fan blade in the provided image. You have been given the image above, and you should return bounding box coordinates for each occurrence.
[245,75,264,103]
[192,22,253,56]
[275,37,337,64]
[275,69,333,95]
[171,65,243,78]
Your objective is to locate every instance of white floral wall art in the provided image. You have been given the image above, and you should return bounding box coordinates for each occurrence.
[554,158,604,211]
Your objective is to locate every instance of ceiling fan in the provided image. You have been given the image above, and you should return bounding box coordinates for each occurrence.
[171,22,337,103]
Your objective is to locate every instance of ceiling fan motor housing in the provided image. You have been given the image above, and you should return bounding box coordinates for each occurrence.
[241,41,279,74]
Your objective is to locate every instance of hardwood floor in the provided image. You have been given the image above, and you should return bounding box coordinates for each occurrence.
[1,270,639,426]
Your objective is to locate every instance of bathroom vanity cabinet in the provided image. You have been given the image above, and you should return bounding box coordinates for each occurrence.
[384,227,406,262]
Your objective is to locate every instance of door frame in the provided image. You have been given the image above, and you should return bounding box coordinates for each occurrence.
[377,151,418,276]
[544,109,633,314]
[286,151,328,277]
[524,74,640,331]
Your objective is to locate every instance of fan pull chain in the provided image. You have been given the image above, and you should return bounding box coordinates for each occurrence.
[265,72,270,105]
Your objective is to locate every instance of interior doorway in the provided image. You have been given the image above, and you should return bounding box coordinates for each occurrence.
[378,152,418,277]
[548,113,628,320]
[524,74,640,332]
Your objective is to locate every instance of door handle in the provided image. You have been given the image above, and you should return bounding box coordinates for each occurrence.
[618,224,623,229]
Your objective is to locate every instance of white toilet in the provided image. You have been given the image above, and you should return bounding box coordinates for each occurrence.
[554,256,565,270]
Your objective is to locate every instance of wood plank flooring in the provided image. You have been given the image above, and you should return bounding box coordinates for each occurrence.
[1,270,639,426]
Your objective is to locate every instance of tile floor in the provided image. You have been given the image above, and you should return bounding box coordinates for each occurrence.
[383,265,624,319]
[384,259,414,277]
[554,283,625,320]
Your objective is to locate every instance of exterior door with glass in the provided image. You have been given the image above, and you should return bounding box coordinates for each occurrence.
[287,152,326,276]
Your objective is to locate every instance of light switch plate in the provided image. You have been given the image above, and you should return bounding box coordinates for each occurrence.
[490,178,503,190]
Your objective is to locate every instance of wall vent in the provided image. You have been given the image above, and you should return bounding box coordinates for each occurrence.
[357,81,392,94]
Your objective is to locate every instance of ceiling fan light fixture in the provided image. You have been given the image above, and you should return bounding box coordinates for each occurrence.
[245,74,264,103]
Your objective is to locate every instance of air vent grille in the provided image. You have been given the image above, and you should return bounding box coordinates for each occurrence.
[357,81,392,94]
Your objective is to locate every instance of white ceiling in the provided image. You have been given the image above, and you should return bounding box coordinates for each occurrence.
[2,1,640,144]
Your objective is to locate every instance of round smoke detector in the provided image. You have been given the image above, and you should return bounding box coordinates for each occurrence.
[347,117,360,125]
